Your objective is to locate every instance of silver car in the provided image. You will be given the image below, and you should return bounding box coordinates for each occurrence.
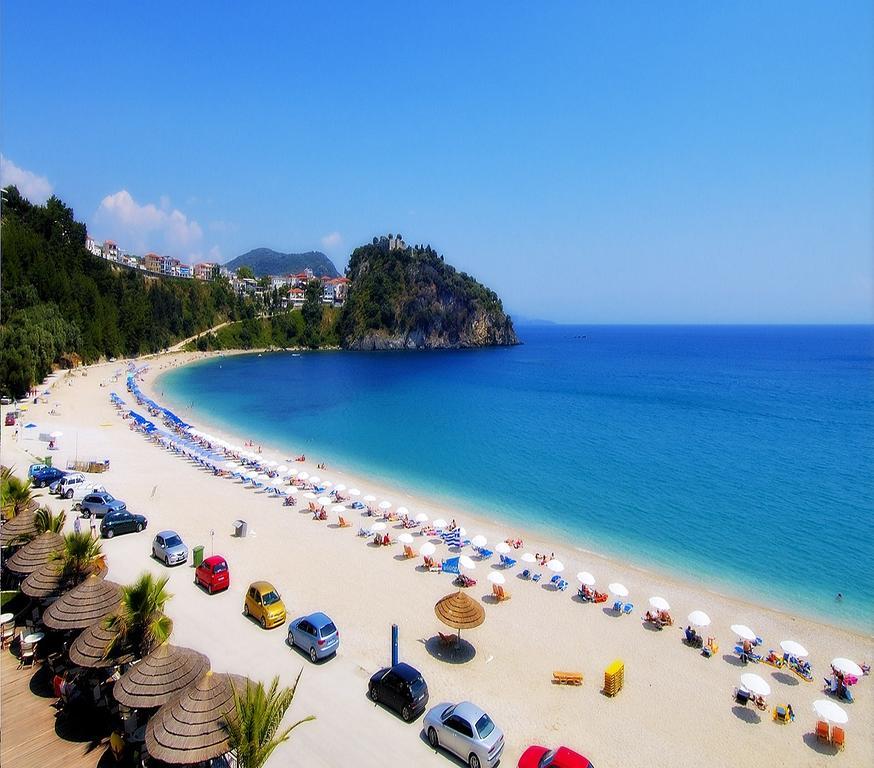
[152,530,189,566]
[424,701,504,768]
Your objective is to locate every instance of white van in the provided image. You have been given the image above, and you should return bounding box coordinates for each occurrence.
[56,474,106,501]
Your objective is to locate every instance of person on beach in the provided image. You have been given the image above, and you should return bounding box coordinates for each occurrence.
[89,512,98,537]
[73,516,81,535]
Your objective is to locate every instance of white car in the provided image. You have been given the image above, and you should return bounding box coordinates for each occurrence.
[423,701,504,768]
[53,472,87,498]
[63,479,108,504]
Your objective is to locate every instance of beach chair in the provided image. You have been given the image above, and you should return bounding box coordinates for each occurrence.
[438,631,457,648]
[594,591,608,603]
[521,569,531,579]
[550,574,562,586]
[815,720,830,742]
[402,545,416,559]
[499,554,516,568]
[831,726,845,751]
[492,584,511,601]
[18,640,35,668]
[477,548,493,559]
[531,572,541,582]
[772,705,793,723]
[702,638,719,658]
[612,600,623,612]
[552,671,583,686]
[337,516,351,528]
[622,602,633,613]
[0,621,15,649]
[358,527,370,537]
[734,687,751,706]
[424,556,442,572]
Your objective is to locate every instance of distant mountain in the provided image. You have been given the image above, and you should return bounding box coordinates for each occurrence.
[512,315,557,326]
[225,248,339,278]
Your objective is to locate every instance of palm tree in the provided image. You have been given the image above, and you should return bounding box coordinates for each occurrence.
[224,674,313,768]
[49,531,105,586]
[1,468,34,519]
[103,572,172,659]
[33,505,66,533]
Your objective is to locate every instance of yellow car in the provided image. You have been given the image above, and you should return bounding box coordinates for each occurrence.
[243,581,286,629]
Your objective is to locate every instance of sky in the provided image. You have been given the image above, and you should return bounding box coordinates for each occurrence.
[1,2,871,323]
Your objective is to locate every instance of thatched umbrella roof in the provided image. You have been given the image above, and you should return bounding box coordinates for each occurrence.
[20,562,64,599]
[43,575,120,631]
[434,590,485,633]
[69,617,138,668]
[145,672,247,764]
[114,644,210,709]
[0,509,38,547]
[5,531,64,576]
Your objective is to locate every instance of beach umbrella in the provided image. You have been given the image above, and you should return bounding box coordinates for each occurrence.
[297,472,309,481]
[21,563,65,600]
[378,500,392,510]
[780,640,808,658]
[322,480,333,489]
[521,552,537,563]
[145,671,248,765]
[5,531,64,576]
[577,571,596,586]
[459,555,476,570]
[69,617,147,668]
[396,506,409,517]
[688,610,711,627]
[546,559,565,573]
[444,529,462,549]
[303,492,318,500]
[831,658,864,677]
[731,624,757,642]
[363,494,377,502]
[649,596,671,611]
[49,431,63,438]
[370,522,387,532]
[276,465,289,474]
[331,505,346,514]
[114,643,210,709]
[415,512,429,523]
[0,510,37,547]
[288,469,299,477]
[813,699,848,725]
[398,533,414,545]
[43,576,121,631]
[348,488,361,497]
[740,673,771,697]
[471,535,488,548]
[487,571,506,585]
[264,460,278,468]
[433,518,447,529]
[609,582,629,598]
[317,496,332,506]
[309,475,321,485]
[333,484,346,493]
[420,542,437,556]
[434,590,485,641]
[495,542,511,554]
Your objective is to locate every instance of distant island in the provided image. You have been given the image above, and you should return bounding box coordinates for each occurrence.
[225,248,339,278]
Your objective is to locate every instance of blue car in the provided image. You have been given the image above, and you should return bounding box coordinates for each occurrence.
[31,467,66,488]
[287,612,339,662]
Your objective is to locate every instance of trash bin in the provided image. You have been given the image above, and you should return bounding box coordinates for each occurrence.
[234,520,248,538]
[193,545,204,567]
[44,456,52,467]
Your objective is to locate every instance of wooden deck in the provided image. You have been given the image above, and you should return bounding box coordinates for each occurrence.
[0,642,113,768]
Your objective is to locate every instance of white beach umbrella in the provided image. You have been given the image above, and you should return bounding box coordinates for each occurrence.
[487,571,506,585]
[275,464,289,474]
[547,559,565,573]
[831,658,863,677]
[731,624,757,642]
[688,610,711,627]
[812,699,848,725]
[264,460,278,468]
[780,640,808,658]
[303,492,318,500]
[50,431,63,438]
[309,475,321,485]
[495,542,511,554]
[471,535,488,548]
[458,556,476,570]
[288,469,299,477]
[317,496,332,506]
[370,522,387,532]
[321,481,333,489]
[363,494,377,502]
[740,673,771,697]
[458,527,467,537]
[577,571,596,586]
[332,505,346,514]
[420,542,437,556]
[414,512,429,523]
[609,582,629,598]
[297,471,309,481]
[333,484,346,493]
[398,533,414,545]
[649,596,671,611]
[432,518,447,529]
[378,500,392,510]
[396,506,409,517]
[348,488,361,497]
[521,553,537,563]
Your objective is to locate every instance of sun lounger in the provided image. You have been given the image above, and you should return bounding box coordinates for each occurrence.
[438,631,457,648]
[622,602,633,613]
[734,687,751,705]
[772,704,793,723]
[424,556,442,572]
[531,573,541,582]
[593,591,608,603]
[474,547,493,559]
[358,527,370,537]
[702,638,719,658]
[338,516,352,528]
[351,501,365,509]
[612,600,623,612]
[552,671,583,686]
[521,569,531,579]
[578,587,594,602]
[402,545,416,559]
[815,720,829,742]
[831,726,845,750]
[499,554,516,568]
[492,584,511,601]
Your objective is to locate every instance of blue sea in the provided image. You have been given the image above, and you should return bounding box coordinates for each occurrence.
[159,326,874,632]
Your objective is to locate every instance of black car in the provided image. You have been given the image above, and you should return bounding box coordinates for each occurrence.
[101,510,148,538]
[368,662,429,722]
[31,467,66,488]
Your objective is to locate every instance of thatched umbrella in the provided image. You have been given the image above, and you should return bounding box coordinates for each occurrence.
[114,643,210,709]
[21,562,64,599]
[0,509,37,547]
[69,617,138,668]
[43,575,120,631]
[145,671,248,764]
[5,531,64,576]
[434,590,485,641]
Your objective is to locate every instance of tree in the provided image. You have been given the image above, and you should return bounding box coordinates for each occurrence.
[237,266,255,280]
[103,572,173,659]
[49,531,105,586]
[224,674,313,768]
[1,468,33,519]
[301,280,323,348]
[34,506,66,534]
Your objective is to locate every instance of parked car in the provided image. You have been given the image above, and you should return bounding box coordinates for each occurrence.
[52,472,93,499]
[101,510,147,538]
[287,612,339,662]
[518,746,593,768]
[4,412,15,426]
[368,662,429,722]
[68,483,107,506]
[28,463,49,478]
[423,701,505,768]
[243,581,286,629]
[195,555,230,594]
[0,395,12,405]
[31,467,66,488]
[80,491,126,518]
[152,530,189,566]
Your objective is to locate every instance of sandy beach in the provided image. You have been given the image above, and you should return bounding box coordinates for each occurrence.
[2,354,871,768]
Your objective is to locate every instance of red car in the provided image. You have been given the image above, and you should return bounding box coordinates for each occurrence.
[194,555,230,594]
[518,746,593,768]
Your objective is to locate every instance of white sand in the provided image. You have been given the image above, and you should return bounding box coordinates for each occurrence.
[2,354,871,768]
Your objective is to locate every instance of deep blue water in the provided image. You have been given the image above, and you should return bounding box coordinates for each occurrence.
[160,326,874,631]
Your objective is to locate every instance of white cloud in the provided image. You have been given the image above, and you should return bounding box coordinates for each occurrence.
[0,154,53,203]
[93,190,204,260]
[320,231,343,249]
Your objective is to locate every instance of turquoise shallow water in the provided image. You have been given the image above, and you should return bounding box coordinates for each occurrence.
[159,326,874,632]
